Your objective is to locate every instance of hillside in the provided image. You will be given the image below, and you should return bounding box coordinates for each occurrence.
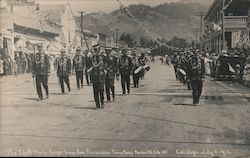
[76,2,209,41]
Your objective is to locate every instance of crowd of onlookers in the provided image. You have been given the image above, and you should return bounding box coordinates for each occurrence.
[0,52,34,77]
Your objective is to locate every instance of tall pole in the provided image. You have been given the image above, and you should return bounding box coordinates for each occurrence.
[116,28,119,48]
[10,0,15,72]
[199,12,204,52]
[222,0,226,51]
[80,11,89,50]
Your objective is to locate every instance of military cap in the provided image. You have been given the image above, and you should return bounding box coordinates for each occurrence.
[92,43,100,48]
[36,43,43,47]
[60,48,66,52]
[76,47,82,51]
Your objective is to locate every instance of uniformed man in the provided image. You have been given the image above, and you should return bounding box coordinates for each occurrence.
[57,48,71,94]
[138,52,147,79]
[171,53,179,80]
[32,43,50,100]
[105,48,118,101]
[186,49,205,105]
[85,51,92,86]
[131,51,140,88]
[119,48,133,95]
[89,44,106,109]
[72,47,85,89]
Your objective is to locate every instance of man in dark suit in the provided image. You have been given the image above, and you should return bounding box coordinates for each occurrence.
[89,44,107,109]
[186,49,205,105]
[57,48,71,94]
[118,48,133,95]
[32,43,50,100]
[72,47,85,89]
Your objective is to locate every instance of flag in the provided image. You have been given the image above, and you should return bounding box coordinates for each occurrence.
[39,17,46,33]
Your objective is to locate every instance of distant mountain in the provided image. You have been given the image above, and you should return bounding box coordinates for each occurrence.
[76,2,210,42]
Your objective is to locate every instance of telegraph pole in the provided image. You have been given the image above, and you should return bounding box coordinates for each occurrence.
[199,12,204,51]
[10,0,15,69]
[221,0,226,50]
[115,28,119,48]
[79,11,89,50]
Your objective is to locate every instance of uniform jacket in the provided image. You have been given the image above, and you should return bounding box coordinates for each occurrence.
[119,55,133,75]
[106,55,118,79]
[72,54,85,72]
[131,56,140,72]
[186,55,205,81]
[85,56,92,69]
[138,56,146,66]
[57,55,71,76]
[32,51,50,75]
[90,54,106,83]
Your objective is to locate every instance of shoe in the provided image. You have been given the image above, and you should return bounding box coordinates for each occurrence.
[46,95,49,99]
[81,85,83,88]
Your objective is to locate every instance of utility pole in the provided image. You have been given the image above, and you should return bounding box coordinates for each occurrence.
[10,0,15,70]
[199,12,204,51]
[115,28,119,48]
[221,0,226,51]
[79,11,89,50]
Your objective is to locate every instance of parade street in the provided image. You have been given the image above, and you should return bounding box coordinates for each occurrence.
[0,61,250,157]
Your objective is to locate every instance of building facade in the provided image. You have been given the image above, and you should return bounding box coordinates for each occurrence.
[203,0,249,54]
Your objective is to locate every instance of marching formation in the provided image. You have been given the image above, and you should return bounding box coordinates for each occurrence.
[170,48,205,105]
[32,43,150,109]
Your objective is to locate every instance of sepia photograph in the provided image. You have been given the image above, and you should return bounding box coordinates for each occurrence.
[0,0,250,157]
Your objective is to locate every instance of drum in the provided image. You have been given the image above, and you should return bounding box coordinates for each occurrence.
[87,67,93,73]
[134,66,142,74]
[143,65,150,71]
[179,68,186,76]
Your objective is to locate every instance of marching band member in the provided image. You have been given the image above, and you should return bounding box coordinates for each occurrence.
[105,48,118,101]
[186,49,205,105]
[57,48,71,94]
[131,51,140,88]
[32,43,50,100]
[72,47,85,90]
[89,44,107,109]
[119,48,133,95]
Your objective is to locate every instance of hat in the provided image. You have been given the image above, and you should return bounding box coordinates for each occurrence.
[36,43,43,47]
[76,47,82,51]
[92,43,100,49]
[60,48,66,52]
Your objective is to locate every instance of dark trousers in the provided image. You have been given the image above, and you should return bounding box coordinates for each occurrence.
[35,74,48,99]
[121,74,130,94]
[187,79,192,90]
[191,80,203,104]
[92,82,104,108]
[59,75,71,93]
[133,73,139,88]
[173,66,178,80]
[105,76,115,101]
[85,69,90,85]
[76,71,83,89]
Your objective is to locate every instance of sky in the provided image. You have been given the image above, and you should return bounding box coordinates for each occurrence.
[36,0,210,13]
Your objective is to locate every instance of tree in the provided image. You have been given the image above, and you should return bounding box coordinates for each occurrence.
[119,33,135,47]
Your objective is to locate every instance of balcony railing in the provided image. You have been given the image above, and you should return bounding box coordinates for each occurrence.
[224,16,248,28]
